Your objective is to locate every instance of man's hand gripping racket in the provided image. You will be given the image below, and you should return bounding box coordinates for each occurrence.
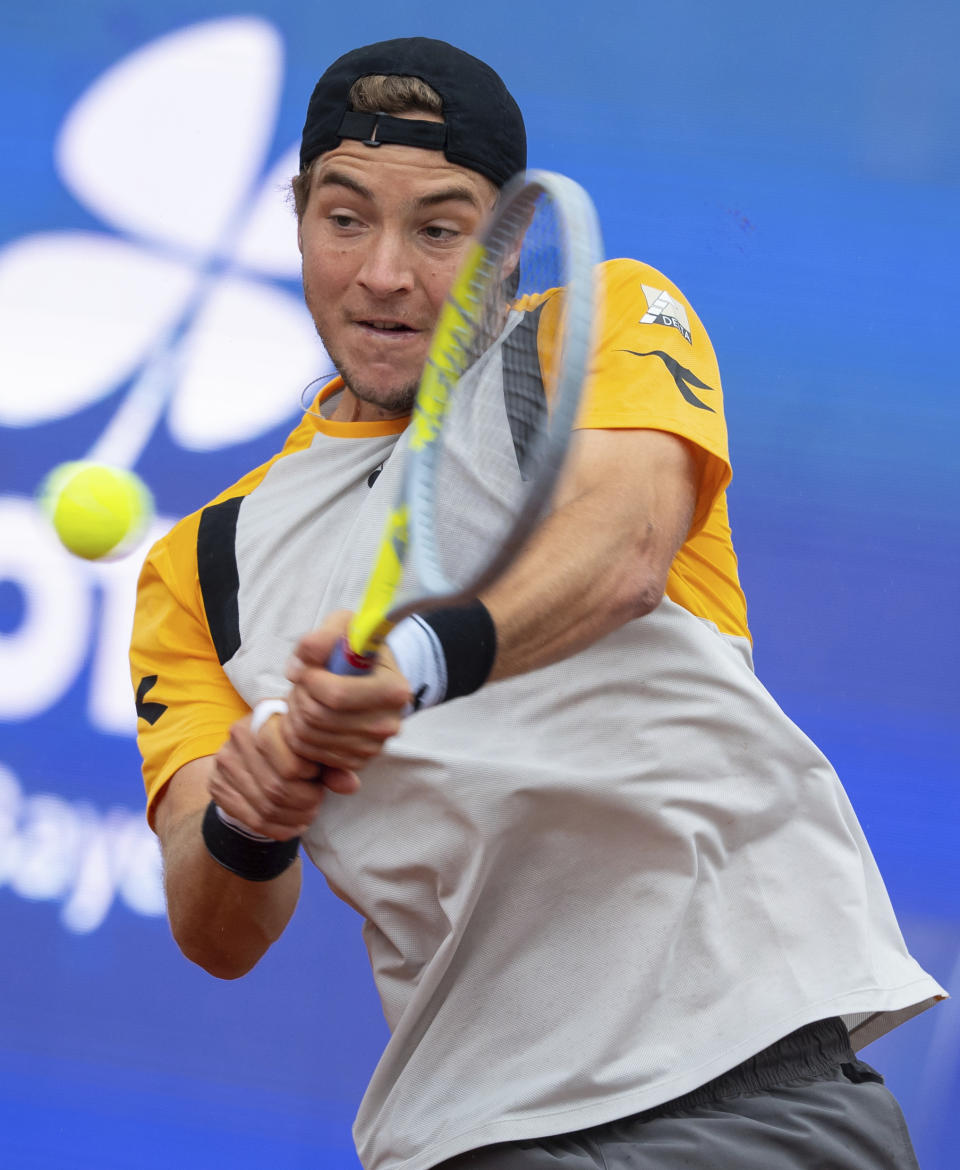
[253,170,603,758]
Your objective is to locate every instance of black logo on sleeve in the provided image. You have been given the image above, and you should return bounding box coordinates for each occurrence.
[620,349,717,412]
[136,675,167,725]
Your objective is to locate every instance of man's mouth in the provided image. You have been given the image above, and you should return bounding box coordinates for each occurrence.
[358,319,417,333]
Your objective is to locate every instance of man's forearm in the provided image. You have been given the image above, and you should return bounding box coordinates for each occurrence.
[484,428,698,680]
[157,761,302,979]
[483,491,662,679]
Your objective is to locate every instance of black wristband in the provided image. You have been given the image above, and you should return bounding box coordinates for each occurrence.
[419,598,497,702]
[201,801,300,882]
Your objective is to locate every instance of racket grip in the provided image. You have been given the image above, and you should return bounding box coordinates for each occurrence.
[326,636,376,676]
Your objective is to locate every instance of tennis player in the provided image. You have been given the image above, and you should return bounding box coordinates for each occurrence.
[131,37,943,1170]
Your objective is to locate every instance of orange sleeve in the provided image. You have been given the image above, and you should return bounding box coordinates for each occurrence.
[573,257,731,535]
[538,258,749,640]
[130,511,249,827]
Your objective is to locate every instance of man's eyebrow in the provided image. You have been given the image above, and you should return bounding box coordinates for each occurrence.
[314,171,484,212]
[314,170,375,201]
[413,185,484,211]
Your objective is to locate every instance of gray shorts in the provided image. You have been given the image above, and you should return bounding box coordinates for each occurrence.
[435,1018,920,1170]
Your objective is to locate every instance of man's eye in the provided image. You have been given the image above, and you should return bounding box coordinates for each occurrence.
[330,214,357,229]
[424,225,458,242]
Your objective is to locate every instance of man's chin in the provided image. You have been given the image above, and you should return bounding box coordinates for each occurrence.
[341,375,418,417]
[319,342,422,417]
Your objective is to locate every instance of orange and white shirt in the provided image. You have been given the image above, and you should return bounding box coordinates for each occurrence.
[131,259,942,1170]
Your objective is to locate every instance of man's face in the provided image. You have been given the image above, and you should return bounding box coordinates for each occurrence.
[298,122,498,418]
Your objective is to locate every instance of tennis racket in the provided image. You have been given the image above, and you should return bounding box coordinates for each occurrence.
[261,168,603,714]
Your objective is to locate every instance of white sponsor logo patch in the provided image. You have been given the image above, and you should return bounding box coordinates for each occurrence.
[640,284,692,344]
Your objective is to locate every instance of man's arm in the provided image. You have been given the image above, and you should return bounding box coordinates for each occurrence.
[280,427,698,761]
[156,756,301,980]
[484,426,698,678]
[155,712,375,978]
[134,510,409,978]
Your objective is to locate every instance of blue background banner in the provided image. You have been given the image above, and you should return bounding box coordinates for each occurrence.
[1,3,957,1167]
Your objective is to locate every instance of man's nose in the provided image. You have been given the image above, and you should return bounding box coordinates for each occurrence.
[356,230,415,296]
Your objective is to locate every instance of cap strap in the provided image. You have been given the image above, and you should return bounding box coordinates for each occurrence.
[337,110,447,151]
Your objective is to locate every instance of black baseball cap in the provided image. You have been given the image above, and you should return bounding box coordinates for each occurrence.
[299,37,526,188]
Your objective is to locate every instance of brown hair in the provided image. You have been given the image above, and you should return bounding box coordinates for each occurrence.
[292,75,443,218]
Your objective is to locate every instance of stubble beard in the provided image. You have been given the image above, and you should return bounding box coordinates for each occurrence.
[302,271,420,415]
[323,339,420,416]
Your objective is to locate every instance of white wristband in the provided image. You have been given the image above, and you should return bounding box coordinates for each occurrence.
[386,616,447,712]
[251,697,289,733]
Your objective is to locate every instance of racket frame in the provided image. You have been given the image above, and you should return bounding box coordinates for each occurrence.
[346,169,603,662]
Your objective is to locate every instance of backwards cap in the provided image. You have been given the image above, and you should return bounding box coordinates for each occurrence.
[299,37,526,188]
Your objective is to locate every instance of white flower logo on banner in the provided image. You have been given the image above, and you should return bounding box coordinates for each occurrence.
[0,17,329,457]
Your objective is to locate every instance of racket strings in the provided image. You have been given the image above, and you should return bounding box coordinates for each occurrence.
[422,188,572,593]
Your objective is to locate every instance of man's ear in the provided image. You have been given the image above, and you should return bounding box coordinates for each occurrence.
[297,220,304,255]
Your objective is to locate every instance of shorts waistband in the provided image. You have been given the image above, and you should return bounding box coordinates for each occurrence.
[641,1017,854,1118]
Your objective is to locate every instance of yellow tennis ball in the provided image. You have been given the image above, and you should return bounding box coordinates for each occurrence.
[39,461,154,561]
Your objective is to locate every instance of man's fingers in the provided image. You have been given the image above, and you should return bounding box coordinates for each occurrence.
[253,714,322,782]
[282,697,401,769]
[291,665,410,713]
[291,611,353,670]
[314,766,362,795]
[210,718,332,838]
[214,740,319,816]
[257,708,364,794]
[208,761,318,839]
[283,731,384,772]
[286,689,402,742]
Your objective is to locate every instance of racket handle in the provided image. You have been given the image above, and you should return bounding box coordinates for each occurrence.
[326,636,376,676]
